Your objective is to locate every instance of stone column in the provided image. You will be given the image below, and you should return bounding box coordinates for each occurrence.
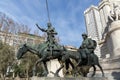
[47,59,63,77]
[108,20,120,57]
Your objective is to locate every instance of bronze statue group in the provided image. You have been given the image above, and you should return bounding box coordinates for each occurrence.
[16,22,104,77]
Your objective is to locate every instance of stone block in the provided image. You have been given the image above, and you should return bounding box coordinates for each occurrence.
[31,77,108,80]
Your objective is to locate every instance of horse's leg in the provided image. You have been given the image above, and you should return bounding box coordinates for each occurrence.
[72,52,82,77]
[33,58,43,76]
[76,59,81,67]
[73,59,81,77]
[97,63,105,77]
[65,59,75,75]
[91,65,96,77]
[51,57,64,77]
[54,62,64,77]
[69,59,75,69]
[65,59,69,74]
[43,61,49,76]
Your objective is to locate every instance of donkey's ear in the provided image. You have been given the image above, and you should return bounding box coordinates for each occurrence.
[23,44,27,47]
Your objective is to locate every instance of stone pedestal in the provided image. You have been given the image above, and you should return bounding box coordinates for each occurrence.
[108,20,120,57]
[89,57,120,80]
[31,77,108,80]
[47,59,63,77]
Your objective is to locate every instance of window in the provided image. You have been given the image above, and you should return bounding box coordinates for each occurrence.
[13,40,17,46]
[27,38,33,44]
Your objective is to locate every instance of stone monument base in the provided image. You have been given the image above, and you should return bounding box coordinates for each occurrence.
[31,77,108,80]
[91,57,120,80]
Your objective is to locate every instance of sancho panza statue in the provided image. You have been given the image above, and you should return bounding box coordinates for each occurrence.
[79,33,96,65]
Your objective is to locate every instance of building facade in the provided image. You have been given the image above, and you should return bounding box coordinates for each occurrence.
[84,5,102,57]
[0,31,45,48]
[84,0,120,80]
[84,0,120,58]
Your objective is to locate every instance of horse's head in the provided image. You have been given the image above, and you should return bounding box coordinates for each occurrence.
[16,44,28,60]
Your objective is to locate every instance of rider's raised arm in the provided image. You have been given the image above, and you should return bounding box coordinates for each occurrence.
[36,24,47,32]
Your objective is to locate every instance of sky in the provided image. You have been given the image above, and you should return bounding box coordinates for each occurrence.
[0,0,100,48]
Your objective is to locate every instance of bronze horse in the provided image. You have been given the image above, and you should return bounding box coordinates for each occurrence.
[16,43,74,77]
[55,40,105,77]
[60,50,105,77]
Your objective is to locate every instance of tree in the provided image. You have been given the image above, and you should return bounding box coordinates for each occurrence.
[17,25,31,34]
[0,41,15,79]
[14,51,43,79]
[0,12,31,34]
[33,29,40,36]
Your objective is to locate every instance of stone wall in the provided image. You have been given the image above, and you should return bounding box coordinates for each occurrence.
[90,57,120,80]
[3,77,108,80]
[31,77,108,80]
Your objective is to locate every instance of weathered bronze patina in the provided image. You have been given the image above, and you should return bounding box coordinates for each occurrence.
[16,24,104,77]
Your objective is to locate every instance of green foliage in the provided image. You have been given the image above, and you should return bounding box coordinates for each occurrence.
[0,40,15,76]
[14,52,44,77]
